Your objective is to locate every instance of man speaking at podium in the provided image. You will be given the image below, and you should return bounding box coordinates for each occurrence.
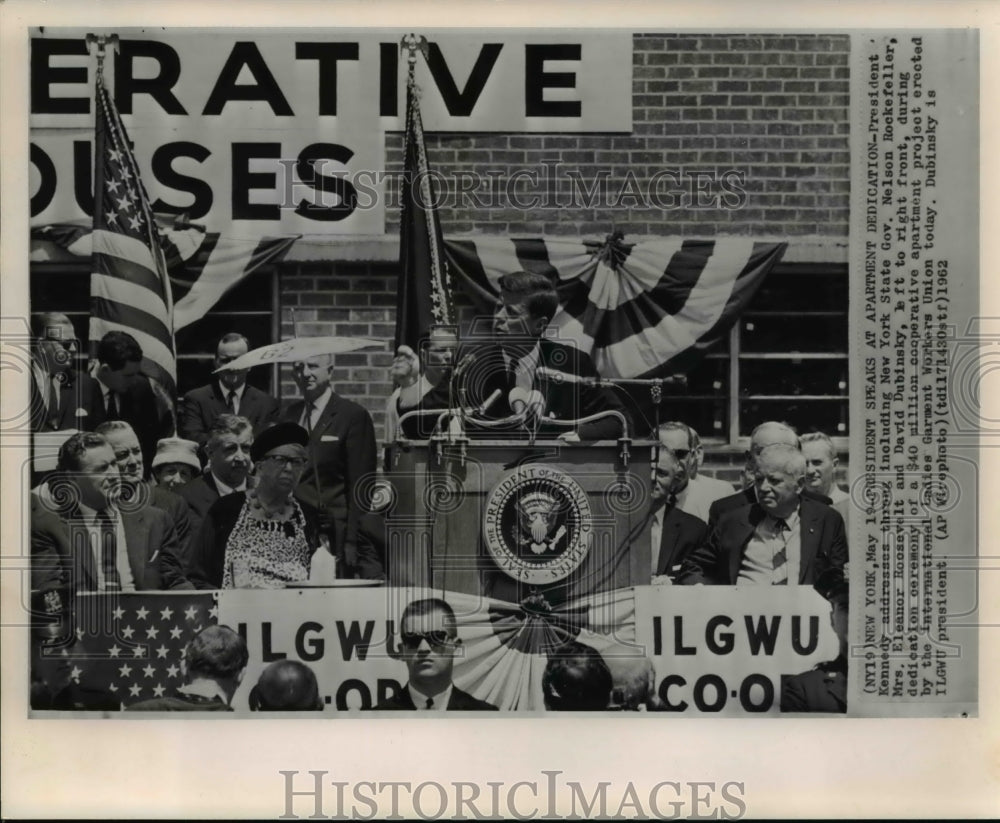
[472,271,630,441]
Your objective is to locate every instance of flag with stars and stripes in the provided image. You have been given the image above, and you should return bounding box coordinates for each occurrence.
[30,217,300,331]
[54,592,218,709]
[89,67,177,395]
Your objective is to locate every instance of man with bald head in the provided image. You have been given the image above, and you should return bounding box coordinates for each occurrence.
[249,660,323,711]
[30,312,104,432]
[284,354,376,578]
[708,421,831,528]
[679,443,847,585]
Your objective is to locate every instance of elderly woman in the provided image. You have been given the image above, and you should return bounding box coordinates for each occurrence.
[189,422,321,589]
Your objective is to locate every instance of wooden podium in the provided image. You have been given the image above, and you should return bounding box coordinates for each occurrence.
[384,438,657,604]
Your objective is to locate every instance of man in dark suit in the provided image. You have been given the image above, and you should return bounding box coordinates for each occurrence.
[29,312,104,433]
[680,444,847,586]
[648,445,708,584]
[460,271,629,441]
[178,333,280,447]
[175,414,254,536]
[708,421,831,528]
[781,567,848,713]
[93,331,172,470]
[44,432,187,591]
[374,598,498,711]
[96,421,194,580]
[284,354,376,576]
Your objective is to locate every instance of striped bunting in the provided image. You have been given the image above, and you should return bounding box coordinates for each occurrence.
[89,67,176,395]
[445,235,787,379]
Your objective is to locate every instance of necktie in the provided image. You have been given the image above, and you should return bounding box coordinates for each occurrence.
[227,390,239,415]
[97,509,123,591]
[425,697,434,710]
[772,518,789,586]
[106,391,119,419]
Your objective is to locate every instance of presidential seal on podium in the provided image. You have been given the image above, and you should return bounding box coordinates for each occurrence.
[483,465,594,584]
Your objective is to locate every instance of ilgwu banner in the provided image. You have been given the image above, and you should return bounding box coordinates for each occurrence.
[30,29,632,235]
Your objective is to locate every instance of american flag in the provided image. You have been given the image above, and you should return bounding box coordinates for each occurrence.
[394,41,455,352]
[89,67,176,395]
[59,592,218,708]
[31,219,299,331]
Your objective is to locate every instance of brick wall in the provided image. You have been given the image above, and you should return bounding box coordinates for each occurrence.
[278,33,851,438]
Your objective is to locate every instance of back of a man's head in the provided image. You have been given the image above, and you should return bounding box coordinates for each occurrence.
[542,641,613,711]
[498,271,559,324]
[250,660,322,711]
[97,331,143,371]
[185,625,249,684]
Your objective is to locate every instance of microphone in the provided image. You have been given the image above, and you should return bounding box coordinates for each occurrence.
[508,387,545,417]
[478,388,502,416]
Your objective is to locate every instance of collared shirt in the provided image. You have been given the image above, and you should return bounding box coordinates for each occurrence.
[738,507,801,585]
[675,475,735,524]
[76,502,136,592]
[218,381,247,414]
[32,361,51,413]
[210,472,246,497]
[407,682,453,711]
[300,387,332,431]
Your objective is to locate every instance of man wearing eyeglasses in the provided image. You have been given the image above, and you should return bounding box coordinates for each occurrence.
[657,422,735,525]
[30,312,104,432]
[374,598,498,711]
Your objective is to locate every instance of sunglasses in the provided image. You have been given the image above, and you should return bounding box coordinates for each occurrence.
[401,630,456,650]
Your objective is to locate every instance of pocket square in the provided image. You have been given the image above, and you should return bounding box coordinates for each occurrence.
[320,435,339,442]
[74,408,88,417]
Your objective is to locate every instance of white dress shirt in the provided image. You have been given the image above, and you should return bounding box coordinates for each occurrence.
[407,682,453,711]
[738,508,801,586]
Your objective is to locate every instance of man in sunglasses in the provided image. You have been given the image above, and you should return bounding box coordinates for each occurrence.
[375,598,498,711]
[30,312,104,432]
[657,421,735,525]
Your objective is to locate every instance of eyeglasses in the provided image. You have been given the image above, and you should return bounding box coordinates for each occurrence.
[671,449,692,460]
[401,630,456,650]
[261,455,307,469]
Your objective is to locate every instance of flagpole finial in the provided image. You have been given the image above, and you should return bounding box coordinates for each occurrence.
[85,33,119,68]
[400,34,429,66]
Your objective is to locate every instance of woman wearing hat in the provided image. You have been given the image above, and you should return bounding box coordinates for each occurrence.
[151,437,202,491]
[188,422,324,589]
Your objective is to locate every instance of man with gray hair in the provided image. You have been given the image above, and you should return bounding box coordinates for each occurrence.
[178,333,280,446]
[679,443,847,585]
[708,420,832,528]
[175,413,254,535]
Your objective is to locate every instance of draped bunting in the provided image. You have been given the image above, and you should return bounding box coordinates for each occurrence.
[445,233,787,379]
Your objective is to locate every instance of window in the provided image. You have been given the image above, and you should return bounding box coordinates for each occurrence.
[669,261,849,445]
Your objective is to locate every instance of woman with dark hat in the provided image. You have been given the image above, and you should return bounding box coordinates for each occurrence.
[188,422,325,589]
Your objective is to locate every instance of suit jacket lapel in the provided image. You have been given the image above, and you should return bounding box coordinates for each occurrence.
[312,394,340,438]
[121,509,147,588]
[797,501,820,583]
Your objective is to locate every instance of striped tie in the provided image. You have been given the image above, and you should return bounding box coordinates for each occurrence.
[97,509,123,591]
[772,518,789,586]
